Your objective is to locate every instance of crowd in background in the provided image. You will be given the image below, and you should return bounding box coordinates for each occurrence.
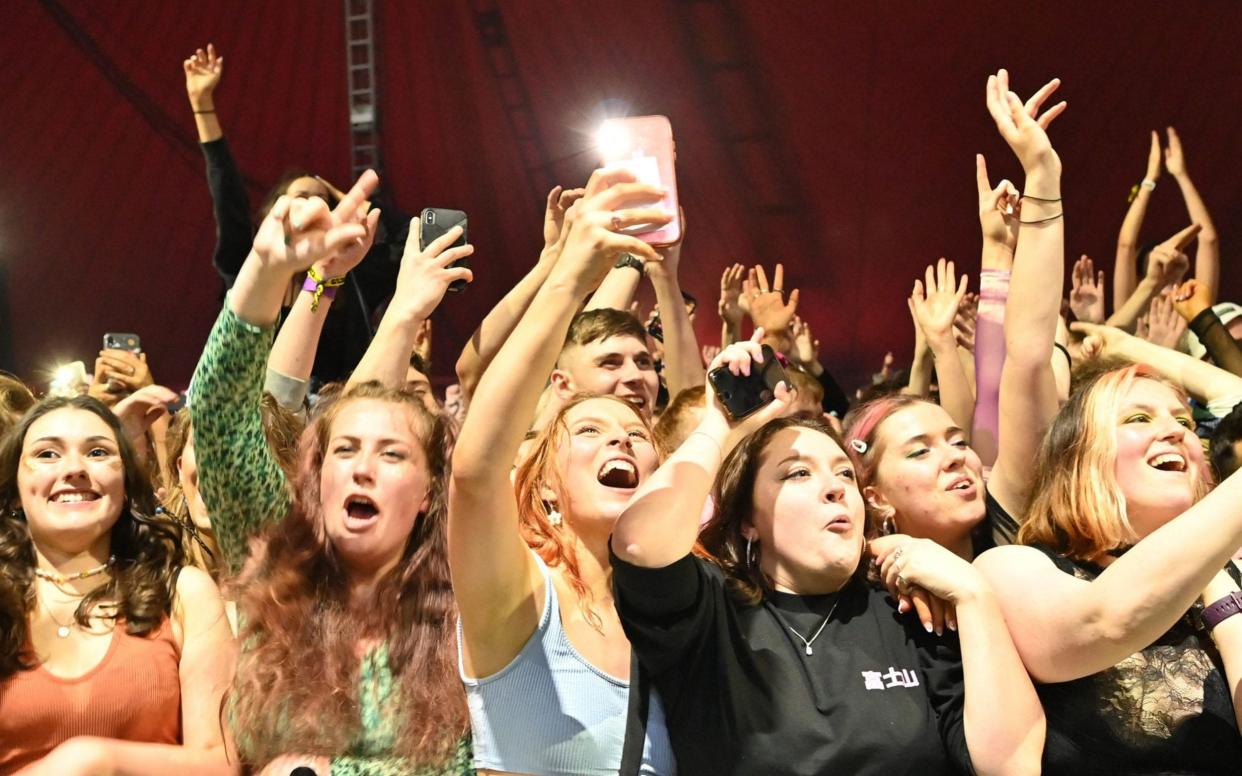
[1,44,1242,776]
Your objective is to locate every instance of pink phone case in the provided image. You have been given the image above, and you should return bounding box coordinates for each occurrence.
[598,115,681,247]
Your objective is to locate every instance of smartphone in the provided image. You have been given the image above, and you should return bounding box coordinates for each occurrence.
[419,208,469,293]
[597,115,681,246]
[103,333,141,353]
[708,345,788,420]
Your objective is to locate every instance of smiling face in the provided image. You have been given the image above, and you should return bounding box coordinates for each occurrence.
[1113,378,1206,539]
[18,407,126,558]
[550,397,659,533]
[318,398,431,578]
[553,335,659,418]
[745,427,866,594]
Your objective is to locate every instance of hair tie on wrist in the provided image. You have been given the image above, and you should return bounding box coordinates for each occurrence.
[1019,212,1064,225]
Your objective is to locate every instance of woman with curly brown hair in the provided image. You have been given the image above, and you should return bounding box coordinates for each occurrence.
[190,170,476,774]
[0,396,235,774]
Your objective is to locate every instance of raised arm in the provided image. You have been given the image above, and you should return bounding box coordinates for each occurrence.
[455,186,584,398]
[646,221,705,398]
[1113,131,1162,310]
[717,262,745,347]
[584,259,644,311]
[266,204,382,408]
[1174,279,1242,378]
[1165,127,1220,303]
[986,70,1066,517]
[613,334,791,568]
[1073,321,1242,412]
[191,172,377,574]
[970,154,1020,466]
[450,170,666,670]
[909,258,973,432]
[1107,224,1198,332]
[347,221,473,389]
[184,44,222,143]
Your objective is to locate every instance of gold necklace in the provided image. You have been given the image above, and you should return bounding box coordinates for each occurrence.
[33,556,113,585]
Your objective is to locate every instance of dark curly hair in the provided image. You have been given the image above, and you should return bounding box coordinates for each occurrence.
[0,396,184,680]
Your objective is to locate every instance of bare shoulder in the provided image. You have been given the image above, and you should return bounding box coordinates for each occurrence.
[974,544,1057,583]
[171,565,230,648]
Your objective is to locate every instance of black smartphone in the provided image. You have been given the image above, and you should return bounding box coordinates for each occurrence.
[708,345,788,420]
[419,208,469,293]
[103,333,141,353]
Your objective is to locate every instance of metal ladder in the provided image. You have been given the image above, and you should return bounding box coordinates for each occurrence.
[345,0,382,179]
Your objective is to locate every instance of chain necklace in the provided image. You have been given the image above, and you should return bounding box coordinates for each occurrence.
[33,556,113,585]
[39,596,79,639]
[779,597,840,656]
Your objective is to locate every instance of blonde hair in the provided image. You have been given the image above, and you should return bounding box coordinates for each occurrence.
[1019,364,1213,562]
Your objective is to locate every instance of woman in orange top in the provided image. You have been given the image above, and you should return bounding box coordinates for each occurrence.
[0,396,236,775]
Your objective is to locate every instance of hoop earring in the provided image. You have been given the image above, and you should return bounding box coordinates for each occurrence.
[745,537,754,568]
[881,516,896,536]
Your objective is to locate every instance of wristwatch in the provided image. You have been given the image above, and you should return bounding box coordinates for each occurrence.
[614,254,645,273]
[1202,590,1242,631]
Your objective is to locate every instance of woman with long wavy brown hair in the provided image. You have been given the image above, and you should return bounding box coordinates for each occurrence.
[0,395,235,774]
[189,170,475,774]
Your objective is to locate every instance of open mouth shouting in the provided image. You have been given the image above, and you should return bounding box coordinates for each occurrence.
[597,458,640,490]
[343,494,381,531]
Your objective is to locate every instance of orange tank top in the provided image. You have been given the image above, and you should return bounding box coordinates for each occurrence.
[0,618,182,773]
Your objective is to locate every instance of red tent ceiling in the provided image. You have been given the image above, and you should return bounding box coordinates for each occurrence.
[2,1,1241,391]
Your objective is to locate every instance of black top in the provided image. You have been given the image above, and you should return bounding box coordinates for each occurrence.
[972,487,1020,557]
[200,138,409,384]
[1031,546,1242,775]
[1189,307,1242,378]
[611,546,974,776]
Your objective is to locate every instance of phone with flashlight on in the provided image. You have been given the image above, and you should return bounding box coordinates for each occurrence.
[597,115,681,247]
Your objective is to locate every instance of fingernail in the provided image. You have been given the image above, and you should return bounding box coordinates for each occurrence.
[948,619,958,632]
[898,601,909,614]
[923,622,934,633]
[935,625,943,636]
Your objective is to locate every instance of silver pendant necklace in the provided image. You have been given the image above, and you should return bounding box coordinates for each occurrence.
[40,597,76,639]
[784,597,840,656]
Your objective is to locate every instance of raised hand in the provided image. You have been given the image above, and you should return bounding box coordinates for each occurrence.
[1144,293,1188,349]
[1145,130,1163,182]
[718,262,746,329]
[1145,224,1200,287]
[1070,321,1131,360]
[985,69,1066,174]
[789,315,820,368]
[1172,278,1212,322]
[89,349,153,404]
[387,222,475,323]
[251,169,379,275]
[909,258,969,346]
[548,168,666,293]
[113,385,179,443]
[704,330,795,443]
[976,154,1021,250]
[746,263,800,335]
[1069,254,1107,323]
[1164,126,1188,178]
[542,184,586,255]
[701,343,721,366]
[183,44,223,107]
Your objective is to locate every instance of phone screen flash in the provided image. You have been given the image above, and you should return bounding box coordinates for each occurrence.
[596,121,632,160]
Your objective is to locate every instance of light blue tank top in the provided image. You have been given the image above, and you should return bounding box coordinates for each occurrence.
[458,554,677,775]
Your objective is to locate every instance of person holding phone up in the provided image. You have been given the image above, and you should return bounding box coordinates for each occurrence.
[608,333,1045,776]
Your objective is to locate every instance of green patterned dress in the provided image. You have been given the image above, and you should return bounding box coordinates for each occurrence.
[191,301,473,776]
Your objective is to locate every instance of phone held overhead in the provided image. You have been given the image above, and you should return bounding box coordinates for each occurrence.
[597,115,681,247]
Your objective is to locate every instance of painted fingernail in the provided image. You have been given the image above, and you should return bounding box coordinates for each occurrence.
[923,622,934,633]
[948,619,958,632]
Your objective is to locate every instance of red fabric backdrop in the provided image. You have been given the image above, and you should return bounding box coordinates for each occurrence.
[2,1,1241,391]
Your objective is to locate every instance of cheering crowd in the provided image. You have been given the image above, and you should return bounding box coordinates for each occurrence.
[1,43,1242,776]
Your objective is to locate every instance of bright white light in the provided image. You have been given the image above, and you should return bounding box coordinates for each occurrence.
[596,120,632,161]
[48,361,89,397]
